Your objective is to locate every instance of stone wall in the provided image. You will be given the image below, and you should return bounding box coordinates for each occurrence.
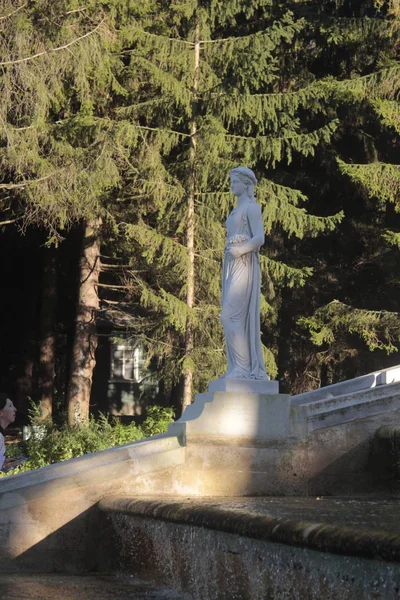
[0,434,185,572]
[1,369,400,572]
[97,497,400,600]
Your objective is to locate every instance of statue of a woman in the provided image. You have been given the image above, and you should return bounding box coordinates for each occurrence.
[220,167,268,380]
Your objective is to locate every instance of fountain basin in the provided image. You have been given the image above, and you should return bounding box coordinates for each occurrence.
[97,496,400,600]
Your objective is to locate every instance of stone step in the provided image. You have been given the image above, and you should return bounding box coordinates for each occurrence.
[292,381,400,434]
[97,495,400,599]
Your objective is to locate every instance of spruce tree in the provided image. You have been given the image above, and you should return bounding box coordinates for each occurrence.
[0,1,139,422]
[286,0,400,388]
[106,0,343,411]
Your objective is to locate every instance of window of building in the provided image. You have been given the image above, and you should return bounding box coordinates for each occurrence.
[110,343,143,382]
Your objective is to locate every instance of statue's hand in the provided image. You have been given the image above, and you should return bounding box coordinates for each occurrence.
[228,244,245,259]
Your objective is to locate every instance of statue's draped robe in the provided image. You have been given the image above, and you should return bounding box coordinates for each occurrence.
[220,201,268,380]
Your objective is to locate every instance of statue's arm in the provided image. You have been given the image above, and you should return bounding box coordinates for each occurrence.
[228,203,264,258]
[247,203,265,248]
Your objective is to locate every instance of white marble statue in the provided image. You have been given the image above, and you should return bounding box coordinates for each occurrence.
[220,167,268,380]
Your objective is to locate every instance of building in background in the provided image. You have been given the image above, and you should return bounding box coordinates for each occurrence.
[91,332,159,421]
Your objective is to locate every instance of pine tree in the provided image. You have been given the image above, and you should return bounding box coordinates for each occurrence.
[66,218,102,425]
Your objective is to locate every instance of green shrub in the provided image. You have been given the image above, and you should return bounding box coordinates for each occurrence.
[140,405,175,437]
[1,405,174,477]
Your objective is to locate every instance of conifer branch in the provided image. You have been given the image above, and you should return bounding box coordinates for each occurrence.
[0,2,27,22]
[0,18,106,67]
[383,229,400,249]
[260,255,312,286]
[65,8,88,16]
[210,82,323,101]
[338,160,400,204]
[194,191,230,196]
[136,125,191,138]
[96,283,132,290]
[224,121,337,142]
[207,63,400,122]
[0,174,53,189]
[326,16,397,25]
[127,13,300,53]
[126,27,195,47]
[141,334,181,350]
[200,14,301,45]
[116,98,167,114]
[0,218,18,226]
[101,264,133,269]
[301,300,400,354]
[128,55,191,108]
[346,62,400,84]
[12,125,35,131]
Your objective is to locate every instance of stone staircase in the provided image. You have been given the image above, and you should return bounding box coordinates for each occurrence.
[166,367,400,496]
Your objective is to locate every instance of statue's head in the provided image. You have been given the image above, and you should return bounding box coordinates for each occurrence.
[230,167,257,199]
[230,166,257,187]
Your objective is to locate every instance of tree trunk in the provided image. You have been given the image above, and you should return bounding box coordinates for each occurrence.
[277,286,294,395]
[14,352,34,418]
[182,20,200,413]
[66,218,101,426]
[38,249,57,420]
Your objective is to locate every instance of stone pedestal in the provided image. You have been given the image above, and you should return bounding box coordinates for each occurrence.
[166,375,400,495]
[168,378,286,439]
[208,377,279,395]
[167,379,293,495]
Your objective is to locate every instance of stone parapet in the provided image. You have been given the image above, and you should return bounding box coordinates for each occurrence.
[291,364,400,406]
[0,432,185,509]
[0,433,186,573]
[290,380,400,436]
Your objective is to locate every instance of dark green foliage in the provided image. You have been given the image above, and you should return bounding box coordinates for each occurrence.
[284,0,400,390]
[1,404,174,476]
[1,0,399,406]
[103,0,344,398]
[0,1,144,241]
[300,300,400,354]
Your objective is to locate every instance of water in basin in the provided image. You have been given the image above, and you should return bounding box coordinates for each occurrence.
[0,574,188,600]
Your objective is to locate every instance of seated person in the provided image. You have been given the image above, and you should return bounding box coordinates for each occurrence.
[0,393,19,472]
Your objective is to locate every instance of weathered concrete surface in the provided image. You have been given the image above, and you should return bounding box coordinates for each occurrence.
[0,433,185,573]
[169,391,290,438]
[99,496,400,560]
[98,496,400,600]
[165,378,400,496]
[372,427,400,493]
[0,573,186,599]
[1,366,400,573]
[292,364,400,404]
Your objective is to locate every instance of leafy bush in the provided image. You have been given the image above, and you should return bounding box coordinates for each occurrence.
[1,405,174,477]
[141,405,175,437]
